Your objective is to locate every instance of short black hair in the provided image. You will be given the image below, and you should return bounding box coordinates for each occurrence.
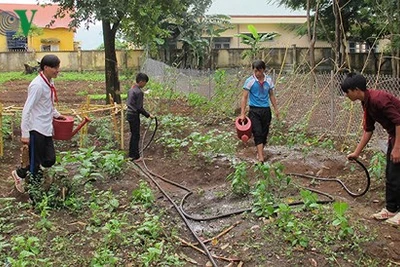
[40,54,60,70]
[340,72,367,93]
[252,60,266,70]
[136,73,149,83]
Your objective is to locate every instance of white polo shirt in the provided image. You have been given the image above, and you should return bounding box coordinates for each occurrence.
[21,75,60,138]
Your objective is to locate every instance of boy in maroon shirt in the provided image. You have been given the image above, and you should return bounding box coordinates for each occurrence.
[341,73,400,225]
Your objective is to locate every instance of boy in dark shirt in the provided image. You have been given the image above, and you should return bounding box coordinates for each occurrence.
[126,73,153,162]
[341,73,400,225]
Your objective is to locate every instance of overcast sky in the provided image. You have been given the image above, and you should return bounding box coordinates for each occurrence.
[1,0,305,49]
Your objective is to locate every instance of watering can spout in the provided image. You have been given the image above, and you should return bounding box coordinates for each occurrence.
[71,116,90,137]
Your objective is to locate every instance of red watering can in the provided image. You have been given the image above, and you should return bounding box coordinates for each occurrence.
[53,116,90,140]
[235,116,252,142]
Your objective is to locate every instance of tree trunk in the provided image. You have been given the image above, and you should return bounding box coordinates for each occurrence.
[307,0,319,72]
[333,0,342,70]
[307,0,319,91]
[102,20,121,104]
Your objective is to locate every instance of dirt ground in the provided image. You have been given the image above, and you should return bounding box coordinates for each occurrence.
[1,79,400,266]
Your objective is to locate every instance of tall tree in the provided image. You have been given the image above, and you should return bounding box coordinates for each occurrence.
[146,1,231,69]
[364,0,400,76]
[269,0,320,72]
[51,0,199,103]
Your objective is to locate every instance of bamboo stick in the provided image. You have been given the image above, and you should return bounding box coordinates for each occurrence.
[0,100,125,153]
[175,236,241,263]
[120,102,124,150]
[203,221,241,244]
[112,101,119,146]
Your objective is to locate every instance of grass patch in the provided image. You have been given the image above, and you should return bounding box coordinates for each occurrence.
[0,72,35,84]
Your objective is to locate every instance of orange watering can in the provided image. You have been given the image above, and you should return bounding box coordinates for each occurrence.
[53,116,90,140]
[235,116,252,142]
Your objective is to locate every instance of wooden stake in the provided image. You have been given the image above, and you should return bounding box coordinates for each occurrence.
[203,221,241,244]
[120,102,124,150]
[112,101,119,146]
[175,236,241,263]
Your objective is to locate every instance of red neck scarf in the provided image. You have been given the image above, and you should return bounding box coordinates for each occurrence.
[39,72,58,103]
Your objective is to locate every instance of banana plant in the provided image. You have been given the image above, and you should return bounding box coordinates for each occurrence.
[235,24,278,61]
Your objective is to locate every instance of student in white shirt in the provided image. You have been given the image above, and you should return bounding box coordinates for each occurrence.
[12,54,65,194]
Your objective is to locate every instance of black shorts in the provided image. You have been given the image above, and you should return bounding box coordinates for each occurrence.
[249,106,271,146]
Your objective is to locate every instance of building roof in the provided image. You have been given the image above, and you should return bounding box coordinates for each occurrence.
[0,3,71,29]
[230,15,307,24]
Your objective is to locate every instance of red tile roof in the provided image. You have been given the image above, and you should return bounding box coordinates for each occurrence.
[0,3,71,29]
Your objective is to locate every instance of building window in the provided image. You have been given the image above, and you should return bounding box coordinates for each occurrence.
[243,33,275,41]
[213,37,231,49]
[6,31,27,51]
[41,44,59,51]
[40,38,60,51]
[348,41,370,53]
[349,42,356,53]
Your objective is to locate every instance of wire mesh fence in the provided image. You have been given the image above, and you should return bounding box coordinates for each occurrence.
[142,58,400,152]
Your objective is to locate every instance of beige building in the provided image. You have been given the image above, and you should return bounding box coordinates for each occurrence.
[214,15,329,49]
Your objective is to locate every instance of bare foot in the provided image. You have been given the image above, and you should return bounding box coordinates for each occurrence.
[133,157,143,163]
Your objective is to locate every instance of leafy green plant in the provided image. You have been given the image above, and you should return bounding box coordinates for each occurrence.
[368,151,386,181]
[136,213,162,239]
[332,202,354,239]
[90,247,119,266]
[139,241,164,267]
[156,115,198,155]
[252,179,276,217]
[100,150,126,177]
[275,203,309,248]
[226,162,250,196]
[299,189,320,211]
[188,129,237,157]
[34,194,54,231]
[0,235,11,257]
[235,24,278,60]
[251,163,292,217]
[187,92,208,107]
[146,79,182,100]
[87,118,119,149]
[1,115,13,138]
[89,190,120,226]
[7,235,49,266]
[131,180,155,208]
[102,218,127,245]
[63,193,85,212]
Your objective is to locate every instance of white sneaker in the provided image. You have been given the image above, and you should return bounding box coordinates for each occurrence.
[371,208,396,220]
[11,170,25,193]
[386,212,400,226]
